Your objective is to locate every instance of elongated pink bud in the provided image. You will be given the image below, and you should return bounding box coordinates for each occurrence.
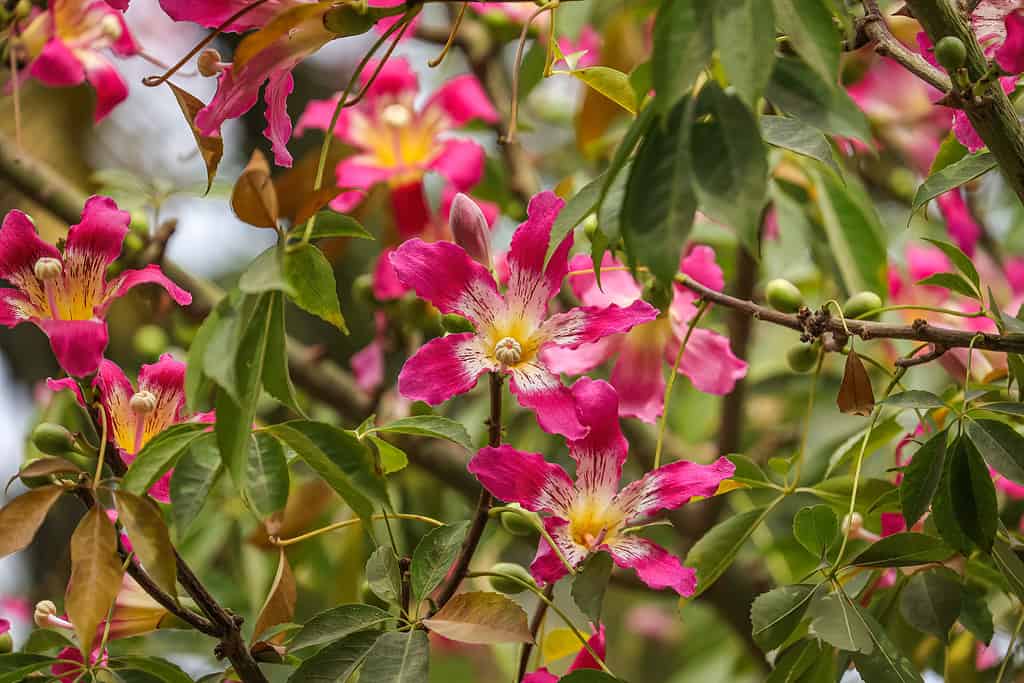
[450,193,492,269]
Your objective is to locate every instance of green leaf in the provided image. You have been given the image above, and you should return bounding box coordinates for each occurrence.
[827,416,903,475]
[946,436,998,552]
[369,415,474,451]
[411,521,470,602]
[809,166,888,298]
[916,272,980,300]
[685,506,772,597]
[366,546,402,605]
[808,593,873,653]
[899,567,961,643]
[773,0,839,86]
[750,584,819,650]
[358,630,429,683]
[289,211,373,241]
[114,491,178,600]
[289,603,392,651]
[121,424,210,496]
[239,246,289,295]
[544,173,605,268]
[598,104,656,222]
[107,657,193,683]
[422,591,532,644]
[850,608,924,683]
[766,640,831,683]
[852,533,954,568]
[169,436,222,533]
[651,0,714,112]
[622,96,696,285]
[286,631,378,683]
[760,115,839,174]
[569,66,637,114]
[966,418,1024,485]
[766,56,872,143]
[922,238,980,290]
[793,505,838,558]
[368,435,408,475]
[881,391,946,409]
[263,291,302,414]
[283,243,347,332]
[977,401,1024,416]
[245,431,290,518]
[929,132,967,175]
[185,293,231,412]
[992,538,1024,602]
[266,421,387,524]
[559,673,625,683]
[691,83,768,252]
[900,430,947,529]
[713,0,775,106]
[571,552,613,624]
[959,584,994,644]
[910,152,996,215]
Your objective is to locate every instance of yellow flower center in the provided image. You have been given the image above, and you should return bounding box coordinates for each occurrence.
[568,497,623,551]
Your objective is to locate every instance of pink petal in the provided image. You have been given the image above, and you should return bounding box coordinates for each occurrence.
[28,40,85,87]
[65,196,131,268]
[104,265,193,314]
[611,325,669,423]
[880,512,907,537]
[263,70,295,167]
[521,671,558,683]
[158,0,298,31]
[530,517,588,585]
[605,536,696,595]
[906,244,953,282]
[389,239,502,325]
[46,376,86,407]
[360,56,418,104]
[83,57,129,122]
[613,456,735,521]
[936,190,981,256]
[139,354,186,411]
[295,97,352,139]
[567,624,606,672]
[0,209,60,282]
[351,337,385,392]
[540,300,659,349]
[106,0,130,9]
[567,378,628,499]
[428,139,486,192]
[39,319,109,377]
[467,444,575,514]
[508,361,587,439]
[540,337,617,376]
[0,618,8,635]
[424,74,499,126]
[681,245,725,291]
[566,253,642,308]
[390,182,432,238]
[0,288,31,327]
[667,327,748,395]
[506,193,570,320]
[333,156,394,208]
[372,249,407,300]
[997,10,1024,73]
[953,110,986,153]
[397,333,495,404]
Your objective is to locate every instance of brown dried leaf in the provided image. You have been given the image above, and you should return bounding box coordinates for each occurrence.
[273,145,348,224]
[232,149,280,228]
[8,457,81,492]
[247,479,333,548]
[234,5,331,68]
[292,187,345,226]
[422,591,533,644]
[252,548,296,641]
[168,82,223,195]
[67,507,125,656]
[837,351,875,416]
[115,491,178,601]
[0,485,65,558]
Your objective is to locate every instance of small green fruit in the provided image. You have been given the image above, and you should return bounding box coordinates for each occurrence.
[32,423,76,456]
[934,36,967,71]
[0,631,11,654]
[488,563,535,594]
[843,291,883,321]
[500,506,540,537]
[130,211,150,236]
[786,345,819,373]
[133,324,170,359]
[442,313,475,334]
[582,215,600,241]
[765,279,804,313]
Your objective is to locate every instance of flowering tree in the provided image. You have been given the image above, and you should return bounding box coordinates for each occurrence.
[9,0,1024,681]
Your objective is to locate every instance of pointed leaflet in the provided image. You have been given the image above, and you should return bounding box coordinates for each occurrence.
[966,419,1024,485]
[365,547,402,605]
[231,149,279,228]
[651,0,714,112]
[411,521,470,602]
[543,173,605,268]
[750,584,819,651]
[67,507,126,656]
[569,67,637,114]
[898,567,961,643]
[850,605,924,683]
[283,244,347,333]
[115,491,178,600]
[286,631,379,683]
[685,506,772,597]
[911,153,996,216]
[808,593,873,653]
[423,591,532,644]
[900,430,947,529]
[368,435,408,475]
[945,437,998,552]
[0,486,64,558]
[572,552,613,624]
[837,352,874,416]
[167,83,222,194]
[263,290,302,414]
[922,238,980,290]
[992,538,1024,603]
[772,0,839,86]
[766,57,872,143]
[245,431,290,519]
[358,630,429,683]
[852,533,954,568]
[793,505,838,558]
[368,416,474,451]
[121,424,210,495]
[760,115,839,174]
[253,549,297,640]
[916,273,980,300]
[289,603,391,651]
[714,0,775,106]
[170,437,222,533]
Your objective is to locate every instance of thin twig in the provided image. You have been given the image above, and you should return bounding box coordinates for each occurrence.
[895,343,949,367]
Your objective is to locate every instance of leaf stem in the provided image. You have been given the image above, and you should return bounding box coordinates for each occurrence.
[269,513,443,546]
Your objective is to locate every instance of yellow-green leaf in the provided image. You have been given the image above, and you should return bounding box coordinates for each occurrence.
[0,485,64,559]
[569,66,638,115]
[67,507,125,656]
[422,591,532,644]
[115,491,178,601]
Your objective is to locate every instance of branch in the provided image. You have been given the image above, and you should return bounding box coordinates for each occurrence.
[895,343,949,367]
[857,9,951,92]
[905,0,1024,206]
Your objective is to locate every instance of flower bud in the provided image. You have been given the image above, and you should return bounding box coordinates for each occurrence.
[843,291,883,321]
[130,391,158,415]
[33,258,62,282]
[133,325,170,360]
[786,344,819,374]
[842,512,864,537]
[488,562,536,595]
[935,36,967,71]
[0,630,11,654]
[442,313,475,334]
[765,279,804,313]
[499,504,541,537]
[34,600,58,628]
[450,193,492,269]
[31,423,76,456]
[197,48,225,77]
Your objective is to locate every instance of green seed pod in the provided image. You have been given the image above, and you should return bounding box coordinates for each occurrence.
[0,631,11,654]
[935,36,967,71]
[133,324,170,360]
[582,215,600,241]
[765,279,804,313]
[500,505,540,537]
[488,563,536,595]
[351,273,375,305]
[442,313,475,334]
[31,423,76,456]
[786,344,819,374]
[843,291,883,321]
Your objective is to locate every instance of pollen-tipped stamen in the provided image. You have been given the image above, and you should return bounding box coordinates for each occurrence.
[494,337,522,367]
[34,600,72,631]
[129,390,157,454]
[33,257,62,319]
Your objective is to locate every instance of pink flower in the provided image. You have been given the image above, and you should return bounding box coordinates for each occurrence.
[390,192,658,438]
[47,355,211,502]
[935,190,982,255]
[998,9,1024,72]
[0,619,8,636]
[16,0,140,121]
[53,645,107,683]
[352,311,388,392]
[296,57,498,230]
[158,0,311,32]
[542,248,747,423]
[522,625,606,683]
[0,198,190,376]
[469,2,549,28]
[469,378,735,594]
